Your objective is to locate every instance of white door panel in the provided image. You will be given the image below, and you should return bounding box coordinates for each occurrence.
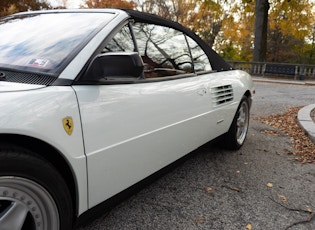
[74,73,236,207]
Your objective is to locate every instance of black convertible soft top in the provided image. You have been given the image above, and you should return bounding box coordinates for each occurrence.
[123,9,232,72]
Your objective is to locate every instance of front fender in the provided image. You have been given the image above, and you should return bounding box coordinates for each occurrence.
[0,86,88,215]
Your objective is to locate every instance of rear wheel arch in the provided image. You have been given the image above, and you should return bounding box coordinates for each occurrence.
[0,134,78,219]
[242,90,252,107]
[244,90,251,98]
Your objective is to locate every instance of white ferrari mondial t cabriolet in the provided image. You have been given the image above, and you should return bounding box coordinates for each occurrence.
[0,9,254,229]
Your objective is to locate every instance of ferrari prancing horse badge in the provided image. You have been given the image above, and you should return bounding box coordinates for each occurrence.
[62,117,74,136]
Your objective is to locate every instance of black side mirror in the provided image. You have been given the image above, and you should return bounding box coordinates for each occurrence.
[84,52,144,81]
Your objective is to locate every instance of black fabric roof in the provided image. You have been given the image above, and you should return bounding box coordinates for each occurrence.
[123,9,232,72]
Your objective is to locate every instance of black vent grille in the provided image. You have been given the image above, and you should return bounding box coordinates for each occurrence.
[211,85,233,106]
[0,70,57,85]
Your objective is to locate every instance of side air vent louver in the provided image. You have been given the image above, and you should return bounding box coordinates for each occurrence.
[0,70,57,85]
[211,85,234,106]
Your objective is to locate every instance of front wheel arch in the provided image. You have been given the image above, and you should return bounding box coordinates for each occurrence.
[0,135,77,220]
[0,147,73,229]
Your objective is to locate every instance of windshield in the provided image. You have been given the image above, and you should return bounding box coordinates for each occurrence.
[0,12,115,75]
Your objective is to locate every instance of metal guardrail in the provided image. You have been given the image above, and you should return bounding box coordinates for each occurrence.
[227,61,315,80]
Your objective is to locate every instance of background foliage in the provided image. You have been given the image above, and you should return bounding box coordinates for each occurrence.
[2,0,315,64]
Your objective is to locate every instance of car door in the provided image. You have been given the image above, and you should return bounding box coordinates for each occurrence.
[73,22,235,208]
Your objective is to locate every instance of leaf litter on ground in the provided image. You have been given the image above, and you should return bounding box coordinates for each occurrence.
[256,107,315,164]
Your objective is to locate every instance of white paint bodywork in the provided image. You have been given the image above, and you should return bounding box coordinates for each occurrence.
[73,69,252,208]
[0,84,88,214]
[0,73,252,215]
[0,9,253,217]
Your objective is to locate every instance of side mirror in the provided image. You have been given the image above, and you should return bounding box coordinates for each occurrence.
[84,52,144,81]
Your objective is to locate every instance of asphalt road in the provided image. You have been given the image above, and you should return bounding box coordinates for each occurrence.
[76,81,315,230]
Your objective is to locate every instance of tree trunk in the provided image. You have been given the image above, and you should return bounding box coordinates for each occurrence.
[253,0,269,62]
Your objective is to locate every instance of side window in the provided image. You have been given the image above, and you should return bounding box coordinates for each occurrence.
[186,36,212,72]
[103,24,135,53]
[133,23,193,78]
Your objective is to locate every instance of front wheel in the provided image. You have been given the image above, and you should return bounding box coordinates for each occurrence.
[223,96,250,150]
[0,145,73,230]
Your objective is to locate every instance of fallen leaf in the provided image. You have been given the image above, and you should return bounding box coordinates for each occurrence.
[195,216,205,224]
[231,187,241,192]
[206,187,213,192]
[277,194,287,203]
[267,183,273,188]
[246,223,252,230]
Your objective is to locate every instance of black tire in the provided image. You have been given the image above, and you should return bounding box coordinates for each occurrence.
[223,96,250,150]
[0,144,73,230]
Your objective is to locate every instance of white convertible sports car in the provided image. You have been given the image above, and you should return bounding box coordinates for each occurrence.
[0,9,253,229]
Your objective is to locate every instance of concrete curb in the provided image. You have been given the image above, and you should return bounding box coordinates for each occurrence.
[298,104,315,143]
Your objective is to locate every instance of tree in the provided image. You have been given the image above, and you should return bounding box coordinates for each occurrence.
[138,0,196,24]
[0,0,52,17]
[218,0,255,61]
[220,0,315,63]
[188,0,225,48]
[139,0,176,19]
[267,0,314,63]
[305,26,315,64]
[253,0,315,63]
[253,0,269,62]
[83,0,136,9]
[138,0,228,48]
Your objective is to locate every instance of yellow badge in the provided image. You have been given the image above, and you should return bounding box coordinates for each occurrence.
[62,117,74,136]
